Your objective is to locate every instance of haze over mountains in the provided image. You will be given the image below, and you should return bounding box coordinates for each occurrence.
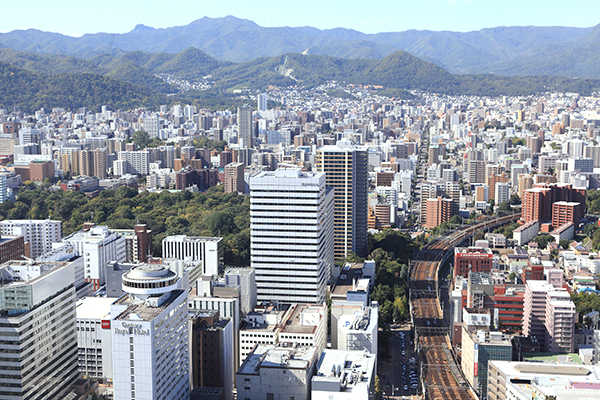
[1,15,599,79]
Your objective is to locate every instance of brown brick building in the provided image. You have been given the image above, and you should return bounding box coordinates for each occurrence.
[426,196,454,229]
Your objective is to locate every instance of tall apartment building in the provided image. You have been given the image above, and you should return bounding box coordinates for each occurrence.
[522,183,586,224]
[315,139,368,259]
[0,219,61,258]
[487,173,508,202]
[0,259,79,399]
[552,201,582,229]
[116,150,150,175]
[425,196,454,229]
[111,264,189,400]
[62,225,126,290]
[162,236,223,277]
[523,280,575,353]
[79,148,107,179]
[224,162,245,193]
[0,235,25,263]
[237,106,253,148]
[250,168,334,304]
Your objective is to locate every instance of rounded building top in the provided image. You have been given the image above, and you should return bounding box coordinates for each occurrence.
[122,264,178,296]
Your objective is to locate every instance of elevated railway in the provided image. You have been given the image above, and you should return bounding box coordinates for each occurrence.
[409,213,520,400]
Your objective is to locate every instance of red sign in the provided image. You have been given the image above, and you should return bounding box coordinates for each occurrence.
[101,320,111,329]
[474,362,478,376]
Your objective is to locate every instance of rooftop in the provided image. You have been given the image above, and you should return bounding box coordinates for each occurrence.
[76,297,115,320]
[312,349,376,394]
[114,290,185,322]
[238,344,318,375]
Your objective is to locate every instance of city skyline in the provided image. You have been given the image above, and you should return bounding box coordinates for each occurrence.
[1,0,598,37]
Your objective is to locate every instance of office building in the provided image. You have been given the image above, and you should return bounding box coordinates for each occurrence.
[257,93,267,112]
[0,235,25,263]
[461,329,512,398]
[162,236,223,277]
[488,361,600,400]
[189,310,234,400]
[76,297,115,382]
[250,168,335,304]
[63,225,126,290]
[494,182,509,206]
[110,224,153,263]
[0,259,79,399]
[111,264,189,400]
[454,247,494,281]
[0,219,61,258]
[315,139,368,259]
[311,349,376,400]
[224,162,245,194]
[237,344,319,400]
[224,267,257,317]
[237,106,253,148]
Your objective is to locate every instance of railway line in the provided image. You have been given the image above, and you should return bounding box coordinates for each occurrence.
[409,213,520,400]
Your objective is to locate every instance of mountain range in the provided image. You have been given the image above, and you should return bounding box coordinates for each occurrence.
[1,16,599,79]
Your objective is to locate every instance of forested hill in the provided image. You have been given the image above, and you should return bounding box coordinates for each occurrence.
[1,48,599,113]
[1,16,599,79]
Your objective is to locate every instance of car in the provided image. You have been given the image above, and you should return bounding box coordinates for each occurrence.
[404,385,408,390]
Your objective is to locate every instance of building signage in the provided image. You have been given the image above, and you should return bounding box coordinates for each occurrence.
[101,320,111,329]
[114,322,149,336]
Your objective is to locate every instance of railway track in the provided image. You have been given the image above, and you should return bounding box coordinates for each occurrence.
[409,213,520,400]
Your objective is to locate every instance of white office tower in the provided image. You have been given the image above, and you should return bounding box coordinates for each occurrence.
[250,168,335,304]
[111,264,189,400]
[257,93,267,112]
[0,219,62,258]
[63,226,126,290]
[495,182,510,205]
[237,106,253,148]
[0,259,79,399]
[162,236,223,277]
[224,267,257,317]
[144,115,160,138]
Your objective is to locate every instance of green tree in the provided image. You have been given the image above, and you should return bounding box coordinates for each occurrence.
[559,239,571,250]
[132,130,150,149]
[509,194,521,205]
[533,235,553,249]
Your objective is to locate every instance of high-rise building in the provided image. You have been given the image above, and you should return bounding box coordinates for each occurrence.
[62,225,126,290]
[425,196,454,229]
[257,93,267,112]
[111,224,153,263]
[76,297,116,382]
[250,168,334,304]
[523,280,575,353]
[189,310,234,400]
[224,162,245,194]
[0,219,61,259]
[495,182,510,205]
[162,236,223,277]
[237,106,253,148]
[0,259,80,399]
[111,264,189,400]
[144,115,160,138]
[315,139,368,259]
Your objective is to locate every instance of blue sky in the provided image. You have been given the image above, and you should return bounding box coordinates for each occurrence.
[2,0,598,36]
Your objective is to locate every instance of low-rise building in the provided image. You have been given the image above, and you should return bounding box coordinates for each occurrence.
[311,349,376,400]
[236,344,319,400]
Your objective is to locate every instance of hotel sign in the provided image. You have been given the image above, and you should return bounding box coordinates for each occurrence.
[114,322,149,336]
